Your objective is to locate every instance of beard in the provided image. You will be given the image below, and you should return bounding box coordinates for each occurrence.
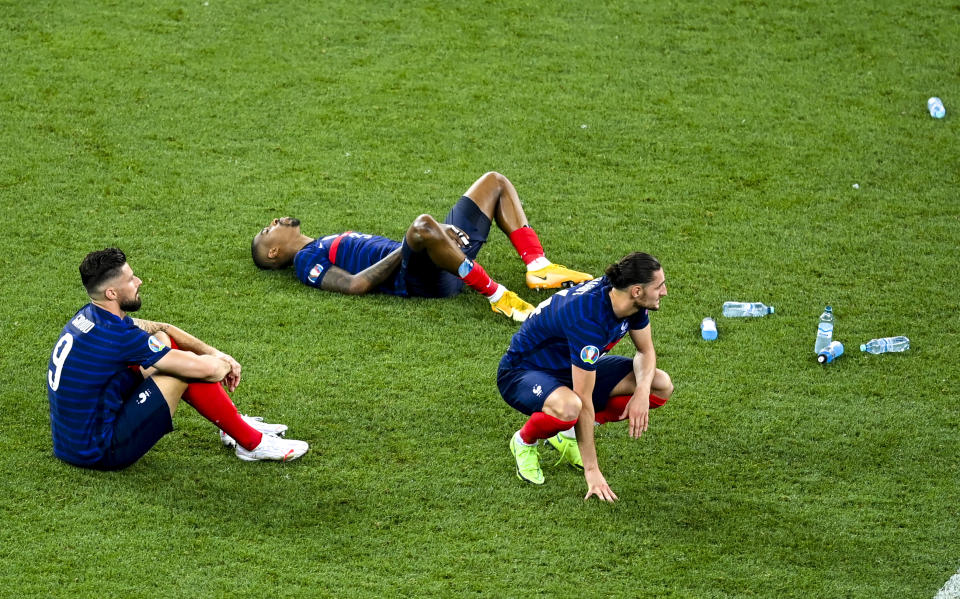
[119,295,142,312]
[635,296,658,311]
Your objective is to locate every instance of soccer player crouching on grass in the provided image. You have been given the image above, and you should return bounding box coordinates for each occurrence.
[47,248,309,470]
[497,252,674,501]
[250,172,593,322]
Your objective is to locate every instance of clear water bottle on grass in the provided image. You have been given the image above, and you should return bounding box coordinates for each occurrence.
[722,302,774,317]
[814,306,834,353]
[860,336,910,354]
[817,341,844,364]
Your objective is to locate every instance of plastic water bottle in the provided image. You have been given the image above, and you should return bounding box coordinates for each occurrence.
[928,97,945,119]
[814,306,834,353]
[817,341,844,364]
[700,317,717,340]
[860,336,910,354]
[722,302,774,317]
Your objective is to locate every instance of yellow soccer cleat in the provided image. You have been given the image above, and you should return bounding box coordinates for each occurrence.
[491,291,535,322]
[526,264,593,290]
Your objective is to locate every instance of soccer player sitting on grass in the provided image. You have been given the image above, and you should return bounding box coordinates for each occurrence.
[47,248,309,470]
[250,171,593,322]
[497,252,674,501]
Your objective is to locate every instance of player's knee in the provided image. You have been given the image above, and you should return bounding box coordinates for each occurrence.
[557,394,582,421]
[408,214,441,244]
[481,171,505,190]
[657,371,675,399]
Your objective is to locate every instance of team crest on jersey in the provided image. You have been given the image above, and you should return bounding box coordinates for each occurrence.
[148,335,166,353]
[580,345,600,364]
[308,263,324,283]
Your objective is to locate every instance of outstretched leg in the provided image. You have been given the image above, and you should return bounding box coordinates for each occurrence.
[461,172,593,290]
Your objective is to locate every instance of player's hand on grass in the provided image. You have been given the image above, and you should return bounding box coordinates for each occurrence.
[584,468,618,502]
[621,395,649,439]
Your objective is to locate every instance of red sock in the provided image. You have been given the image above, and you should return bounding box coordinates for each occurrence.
[508,226,545,265]
[167,338,263,451]
[649,394,668,409]
[595,395,630,424]
[595,394,669,424]
[518,412,577,444]
[460,261,499,297]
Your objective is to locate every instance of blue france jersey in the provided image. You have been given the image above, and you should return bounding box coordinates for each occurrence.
[47,304,171,465]
[503,276,649,372]
[294,232,404,295]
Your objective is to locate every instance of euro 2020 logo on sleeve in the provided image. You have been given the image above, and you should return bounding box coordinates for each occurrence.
[580,345,600,364]
[148,335,166,353]
[308,264,324,283]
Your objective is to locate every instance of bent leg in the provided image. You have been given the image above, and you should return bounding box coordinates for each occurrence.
[404,214,467,273]
[498,365,579,443]
[463,171,529,234]
[403,213,516,304]
[596,368,674,424]
[91,377,175,470]
[151,334,264,451]
[518,386,581,444]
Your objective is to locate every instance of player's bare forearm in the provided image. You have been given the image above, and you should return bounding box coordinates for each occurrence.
[574,410,601,471]
[630,328,657,391]
[571,367,600,471]
[632,351,655,394]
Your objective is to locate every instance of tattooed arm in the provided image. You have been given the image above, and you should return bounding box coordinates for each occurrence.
[133,318,242,391]
[132,319,217,355]
[319,248,402,295]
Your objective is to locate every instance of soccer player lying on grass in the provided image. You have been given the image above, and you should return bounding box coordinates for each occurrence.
[497,252,674,501]
[250,171,593,322]
[47,248,309,470]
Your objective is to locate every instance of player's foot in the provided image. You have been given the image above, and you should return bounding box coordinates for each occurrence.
[545,433,583,470]
[220,414,289,448]
[235,434,309,462]
[510,433,544,485]
[491,291,535,322]
[526,264,593,290]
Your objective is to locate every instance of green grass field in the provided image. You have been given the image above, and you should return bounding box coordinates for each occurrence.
[1,0,958,596]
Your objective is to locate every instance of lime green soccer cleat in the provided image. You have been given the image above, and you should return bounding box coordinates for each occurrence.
[546,433,584,470]
[510,434,545,485]
[526,264,593,290]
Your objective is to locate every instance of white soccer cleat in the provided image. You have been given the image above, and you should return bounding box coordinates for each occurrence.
[235,433,309,463]
[220,414,289,448]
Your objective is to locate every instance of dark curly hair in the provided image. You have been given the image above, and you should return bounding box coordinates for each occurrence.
[79,248,127,293]
[604,252,661,289]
